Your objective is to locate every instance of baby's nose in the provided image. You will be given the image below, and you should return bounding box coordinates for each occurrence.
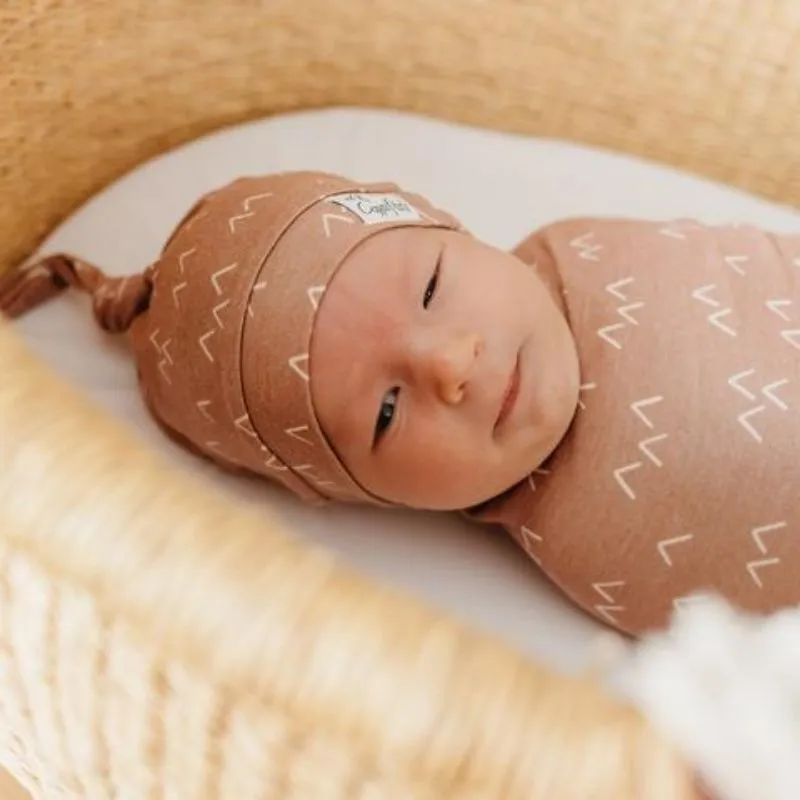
[416,331,483,404]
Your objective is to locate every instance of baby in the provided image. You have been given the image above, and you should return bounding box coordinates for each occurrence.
[3,171,798,637]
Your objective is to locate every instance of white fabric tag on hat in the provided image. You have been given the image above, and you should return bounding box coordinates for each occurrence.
[327,193,422,225]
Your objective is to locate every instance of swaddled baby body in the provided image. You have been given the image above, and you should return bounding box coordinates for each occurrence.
[3,171,797,636]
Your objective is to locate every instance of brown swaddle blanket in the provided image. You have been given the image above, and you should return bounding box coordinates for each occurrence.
[472,217,800,636]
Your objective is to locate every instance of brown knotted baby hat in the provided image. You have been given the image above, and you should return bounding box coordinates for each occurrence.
[1,171,464,506]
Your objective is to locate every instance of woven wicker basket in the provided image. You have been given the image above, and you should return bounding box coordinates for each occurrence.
[1,1,798,798]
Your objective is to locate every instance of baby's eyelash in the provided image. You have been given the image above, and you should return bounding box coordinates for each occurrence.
[423,256,442,309]
[374,387,400,447]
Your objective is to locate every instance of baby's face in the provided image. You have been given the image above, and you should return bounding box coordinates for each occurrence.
[310,228,580,510]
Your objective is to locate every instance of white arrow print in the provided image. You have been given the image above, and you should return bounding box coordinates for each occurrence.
[751,521,787,554]
[614,462,642,499]
[196,400,215,423]
[638,433,668,466]
[569,232,602,261]
[691,284,721,308]
[286,425,314,445]
[210,262,238,295]
[658,225,686,240]
[212,299,230,329]
[765,299,792,322]
[605,277,634,300]
[598,323,625,349]
[295,465,335,489]
[729,371,790,410]
[526,467,551,492]
[161,339,173,365]
[242,192,273,210]
[307,285,326,310]
[198,330,216,362]
[781,330,800,350]
[673,595,708,611]
[592,581,626,624]
[747,557,780,589]
[577,381,597,410]
[322,213,354,238]
[594,605,625,625]
[708,308,737,336]
[630,396,663,429]
[234,414,258,438]
[738,405,766,443]
[520,526,542,545]
[724,254,748,276]
[185,209,208,231]
[172,281,187,308]
[150,329,173,383]
[728,369,757,400]
[228,214,251,233]
[690,285,737,334]
[592,580,626,603]
[657,534,694,566]
[157,339,173,384]
[520,526,542,565]
[762,379,789,410]
[288,353,310,382]
[178,247,196,273]
[617,302,644,325]
[149,328,162,353]
[265,455,288,472]
[228,192,273,232]
[248,279,268,319]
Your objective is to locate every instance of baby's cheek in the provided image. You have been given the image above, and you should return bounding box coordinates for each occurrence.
[383,428,495,508]
[430,437,510,501]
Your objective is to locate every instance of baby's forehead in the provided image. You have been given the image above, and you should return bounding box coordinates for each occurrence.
[328,227,445,299]
[342,225,442,267]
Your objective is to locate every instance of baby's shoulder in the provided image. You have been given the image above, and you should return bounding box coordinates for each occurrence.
[511,216,776,267]
[518,215,710,244]
[511,216,666,268]
[516,216,785,247]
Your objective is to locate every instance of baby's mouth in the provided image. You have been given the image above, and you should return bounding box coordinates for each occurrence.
[494,351,521,432]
